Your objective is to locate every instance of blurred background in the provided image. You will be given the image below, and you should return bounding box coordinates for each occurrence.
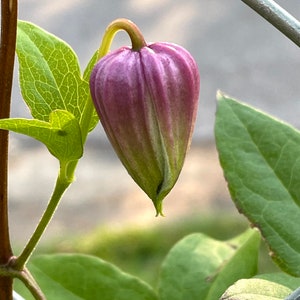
[5,0,300,284]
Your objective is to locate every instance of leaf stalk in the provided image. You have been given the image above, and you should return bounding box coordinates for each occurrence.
[12,163,74,270]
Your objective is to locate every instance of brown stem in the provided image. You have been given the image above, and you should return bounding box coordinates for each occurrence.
[0,0,18,298]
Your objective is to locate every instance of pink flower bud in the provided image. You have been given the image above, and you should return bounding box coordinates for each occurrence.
[90,41,200,215]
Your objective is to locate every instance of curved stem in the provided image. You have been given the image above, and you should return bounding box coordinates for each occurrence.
[12,162,74,270]
[16,268,46,300]
[241,0,300,47]
[97,18,146,60]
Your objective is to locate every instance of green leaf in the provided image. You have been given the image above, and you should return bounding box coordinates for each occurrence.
[220,278,293,300]
[0,110,82,162]
[215,91,300,276]
[256,273,300,291]
[81,50,100,134]
[158,229,260,300]
[16,20,98,134]
[83,50,98,82]
[26,254,158,300]
[221,273,300,300]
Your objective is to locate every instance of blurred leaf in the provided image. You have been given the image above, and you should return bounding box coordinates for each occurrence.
[256,273,300,291]
[16,20,98,135]
[221,273,300,300]
[215,92,300,276]
[0,110,82,162]
[158,229,260,300]
[220,278,292,300]
[27,254,158,300]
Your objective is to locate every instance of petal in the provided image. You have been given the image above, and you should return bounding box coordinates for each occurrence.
[140,43,200,206]
[90,48,165,202]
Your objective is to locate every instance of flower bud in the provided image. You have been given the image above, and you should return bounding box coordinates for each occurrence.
[90,23,199,215]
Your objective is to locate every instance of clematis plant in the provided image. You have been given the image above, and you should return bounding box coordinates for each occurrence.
[0,0,300,299]
[90,19,200,215]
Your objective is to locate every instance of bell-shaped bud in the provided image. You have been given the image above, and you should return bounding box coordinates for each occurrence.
[90,20,200,215]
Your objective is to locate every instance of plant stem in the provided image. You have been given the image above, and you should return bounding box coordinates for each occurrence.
[0,0,18,298]
[16,268,46,300]
[97,18,146,60]
[12,164,72,270]
[241,0,300,47]
[1,263,46,300]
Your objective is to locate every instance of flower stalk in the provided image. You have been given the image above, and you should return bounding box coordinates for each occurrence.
[97,18,146,60]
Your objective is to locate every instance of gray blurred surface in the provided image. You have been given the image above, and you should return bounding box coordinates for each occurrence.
[13,0,300,140]
[7,1,300,243]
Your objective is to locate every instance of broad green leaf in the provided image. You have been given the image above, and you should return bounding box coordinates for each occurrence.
[17,20,85,121]
[26,254,158,300]
[0,110,82,162]
[16,20,98,134]
[206,229,260,300]
[256,273,300,291]
[158,229,260,300]
[221,273,300,300]
[215,91,300,276]
[220,278,292,300]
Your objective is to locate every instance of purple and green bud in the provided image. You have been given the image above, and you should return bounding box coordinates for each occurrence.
[90,19,200,215]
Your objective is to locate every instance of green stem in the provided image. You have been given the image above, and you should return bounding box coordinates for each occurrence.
[12,162,74,270]
[241,0,300,47]
[97,18,146,60]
